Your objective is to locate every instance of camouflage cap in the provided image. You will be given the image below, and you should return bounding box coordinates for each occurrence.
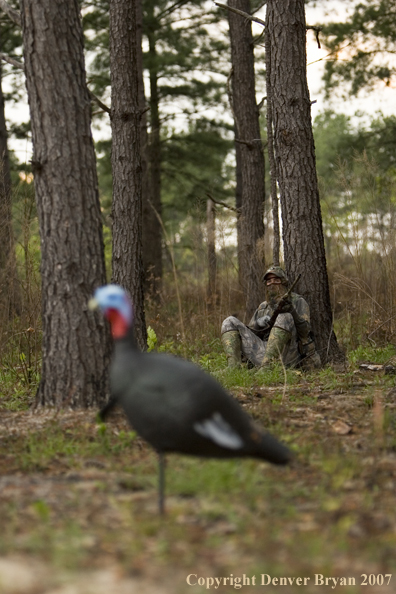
[263,265,288,284]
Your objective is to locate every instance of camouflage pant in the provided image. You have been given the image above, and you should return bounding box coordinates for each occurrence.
[221,315,301,367]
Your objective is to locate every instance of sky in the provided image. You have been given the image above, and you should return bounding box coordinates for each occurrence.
[249,0,395,122]
[304,1,395,122]
[4,0,395,165]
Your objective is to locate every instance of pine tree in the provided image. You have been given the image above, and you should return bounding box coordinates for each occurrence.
[20,0,111,407]
[109,0,147,349]
[83,0,231,292]
[266,0,345,364]
[228,0,266,320]
[319,0,396,96]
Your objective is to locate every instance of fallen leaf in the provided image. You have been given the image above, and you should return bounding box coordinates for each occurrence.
[331,420,352,435]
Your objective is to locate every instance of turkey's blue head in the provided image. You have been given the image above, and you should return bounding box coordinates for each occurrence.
[89,285,133,339]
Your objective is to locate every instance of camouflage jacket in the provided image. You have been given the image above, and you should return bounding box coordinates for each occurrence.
[248,292,311,343]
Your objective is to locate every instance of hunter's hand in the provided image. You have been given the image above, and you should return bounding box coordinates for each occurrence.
[257,314,271,329]
[278,297,294,314]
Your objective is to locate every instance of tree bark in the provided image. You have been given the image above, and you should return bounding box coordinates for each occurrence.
[226,72,243,288]
[20,0,111,407]
[267,0,344,364]
[110,0,147,350]
[235,138,243,287]
[228,0,266,320]
[264,8,280,267]
[142,0,163,298]
[136,0,159,301]
[206,197,217,307]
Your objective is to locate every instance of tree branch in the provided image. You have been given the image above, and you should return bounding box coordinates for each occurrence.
[214,1,265,27]
[253,28,265,46]
[206,192,240,214]
[306,26,322,49]
[0,0,21,27]
[215,0,323,48]
[257,95,266,110]
[0,53,24,70]
[0,53,111,118]
[235,137,265,150]
[157,0,189,21]
[251,0,267,15]
[88,91,110,115]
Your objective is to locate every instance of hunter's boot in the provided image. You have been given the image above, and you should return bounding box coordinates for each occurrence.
[221,330,242,368]
[261,327,291,367]
[300,341,322,371]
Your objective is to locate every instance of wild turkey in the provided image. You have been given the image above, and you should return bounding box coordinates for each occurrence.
[90,285,292,513]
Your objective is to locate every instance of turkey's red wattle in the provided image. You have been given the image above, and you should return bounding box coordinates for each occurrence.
[106,308,129,339]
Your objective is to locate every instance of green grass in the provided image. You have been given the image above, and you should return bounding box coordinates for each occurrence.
[1,394,396,586]
[0,366,36,411]
[2,339,396,588]
[348,343,396,365]
[7,422,136,472]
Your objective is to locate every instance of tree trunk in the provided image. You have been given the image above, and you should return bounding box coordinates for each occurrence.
[142,2,163,298]
[136,0,158,301]
[206,197,217,307]
[264,9,280,267]
[228,0,266,320]
[235,138,243,287]
[267,0,344,364]
[0,50,20,316]
[20,0,111,407]
[226,74,243,288]
[110,0,147,350]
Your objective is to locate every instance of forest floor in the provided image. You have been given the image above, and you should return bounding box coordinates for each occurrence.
[1,364,396,594]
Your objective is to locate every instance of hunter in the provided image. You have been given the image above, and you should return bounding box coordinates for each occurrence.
[221,266,321,370]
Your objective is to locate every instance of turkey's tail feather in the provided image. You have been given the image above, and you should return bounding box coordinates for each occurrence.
[254,430,292,465]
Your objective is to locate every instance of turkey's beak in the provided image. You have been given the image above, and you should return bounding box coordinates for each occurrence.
[88,297,99,311]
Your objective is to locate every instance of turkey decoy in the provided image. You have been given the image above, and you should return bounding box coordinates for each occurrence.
[89,285,292,514]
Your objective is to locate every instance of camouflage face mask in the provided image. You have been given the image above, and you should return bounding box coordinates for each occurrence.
[266,283,285,307]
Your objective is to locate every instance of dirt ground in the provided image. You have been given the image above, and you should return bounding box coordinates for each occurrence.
[1,369,396,594]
